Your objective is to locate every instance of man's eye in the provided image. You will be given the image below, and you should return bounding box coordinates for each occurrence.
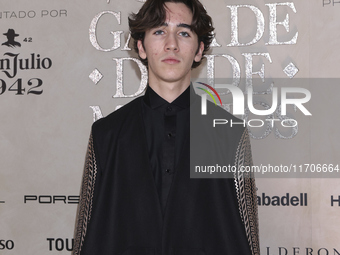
[154,30,164,35]
[179,31,190,37]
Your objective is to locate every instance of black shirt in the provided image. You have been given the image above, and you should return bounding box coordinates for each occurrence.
[142,85,190,214]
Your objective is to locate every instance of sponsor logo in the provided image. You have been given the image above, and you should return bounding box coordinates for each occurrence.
[331,195,340,206]
[257,193,308,206]
[0,240,14,250]
[47,238,73,251]
[0,28,53,96]
[2,29,21,48]
[266,246,340,255]
[24,195,79,204]
[0,52,52,78]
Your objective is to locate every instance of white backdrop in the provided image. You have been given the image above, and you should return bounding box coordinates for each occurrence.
[1,0,340,254]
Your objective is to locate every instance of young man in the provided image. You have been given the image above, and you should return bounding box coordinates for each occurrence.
[73,0,259,254]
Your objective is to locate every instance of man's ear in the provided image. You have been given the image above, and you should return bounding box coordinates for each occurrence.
[194,41,204,62]
[137,40,147,59]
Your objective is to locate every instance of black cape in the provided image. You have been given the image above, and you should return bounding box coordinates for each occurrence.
[73,92,260,255]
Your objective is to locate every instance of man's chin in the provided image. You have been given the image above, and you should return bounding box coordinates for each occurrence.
[160,74,191,84]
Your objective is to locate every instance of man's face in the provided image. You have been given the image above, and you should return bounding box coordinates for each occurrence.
[137,2,204,85]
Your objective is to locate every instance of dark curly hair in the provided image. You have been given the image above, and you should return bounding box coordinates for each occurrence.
[128,0,215,68]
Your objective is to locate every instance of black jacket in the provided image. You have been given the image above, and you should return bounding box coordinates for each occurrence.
[73,93,260,255]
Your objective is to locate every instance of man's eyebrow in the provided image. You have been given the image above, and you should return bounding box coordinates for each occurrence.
[160,22,192,30]
[177,23,192,30]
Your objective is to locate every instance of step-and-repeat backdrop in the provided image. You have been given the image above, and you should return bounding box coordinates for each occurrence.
[1,0,340,254]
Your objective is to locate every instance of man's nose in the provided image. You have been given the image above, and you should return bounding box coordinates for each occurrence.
[164,33,179,52]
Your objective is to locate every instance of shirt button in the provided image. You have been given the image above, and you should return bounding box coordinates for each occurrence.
[165,169,171,174]
[166,106,172,112]
[168,133,172,138]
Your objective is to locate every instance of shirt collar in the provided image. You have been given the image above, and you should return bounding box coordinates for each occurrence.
[144,84,192,110]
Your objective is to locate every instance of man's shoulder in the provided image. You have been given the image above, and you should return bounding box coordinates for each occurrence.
[92,96,143,134]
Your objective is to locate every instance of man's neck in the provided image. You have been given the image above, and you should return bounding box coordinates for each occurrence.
[148,79,191,103]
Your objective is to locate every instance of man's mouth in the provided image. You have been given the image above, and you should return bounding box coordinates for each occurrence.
[162,57,180,64]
